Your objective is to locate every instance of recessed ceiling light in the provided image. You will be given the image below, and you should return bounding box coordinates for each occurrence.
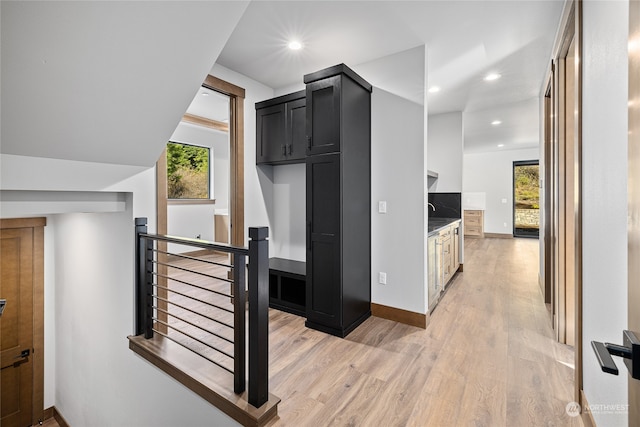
[497,144,505,148]
[484,73,502,81]
[200,92,209,97]
[428,86,441,93]
[491,120,502,125]
[288,41,302,50]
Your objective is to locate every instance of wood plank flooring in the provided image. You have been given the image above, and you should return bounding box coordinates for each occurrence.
[46,238,580,426]
[265,237,582,426]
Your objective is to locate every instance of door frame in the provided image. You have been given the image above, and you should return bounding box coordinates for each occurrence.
[157,75,245,246]
[541,0,584,410]
[512,159,540,238]
[0,217,46,425]
[628,0,640,423]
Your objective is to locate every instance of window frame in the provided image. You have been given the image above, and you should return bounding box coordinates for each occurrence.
[166,140,213,203]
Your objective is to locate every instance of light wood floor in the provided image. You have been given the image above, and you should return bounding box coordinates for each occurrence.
[42,238,580,426]
[265,237,582,426]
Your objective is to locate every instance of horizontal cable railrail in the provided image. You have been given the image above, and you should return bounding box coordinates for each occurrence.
[154,248,234,268]
[134,217,270,408]
[152,272,234,300]
[153,259,235,284]
[153,294,234,330]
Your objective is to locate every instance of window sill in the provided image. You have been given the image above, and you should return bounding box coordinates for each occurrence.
[128,334,280,427]
[168,199,216,206]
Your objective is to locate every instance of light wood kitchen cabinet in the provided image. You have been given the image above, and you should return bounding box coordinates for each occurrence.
[464,210,484,237]
[428,220,462,310]
[440,227,453,285]
[453,224,460,272]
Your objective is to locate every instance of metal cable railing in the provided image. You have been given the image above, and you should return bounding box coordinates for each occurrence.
[134,218,270,408]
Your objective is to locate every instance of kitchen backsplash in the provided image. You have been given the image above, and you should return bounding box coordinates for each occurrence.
[428,192,461,219]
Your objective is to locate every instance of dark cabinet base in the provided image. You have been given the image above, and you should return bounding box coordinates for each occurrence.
[305,309,371,338]
[268,258,306,317]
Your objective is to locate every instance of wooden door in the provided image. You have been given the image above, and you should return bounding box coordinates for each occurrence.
[1,227,35,427]
[628,0,640,423]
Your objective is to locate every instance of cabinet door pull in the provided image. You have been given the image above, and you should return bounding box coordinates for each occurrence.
[288,144,293,155]
[282,144,286,156]
[307,136,312,150]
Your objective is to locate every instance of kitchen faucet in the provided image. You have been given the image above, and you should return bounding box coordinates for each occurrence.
[428,203,436,212]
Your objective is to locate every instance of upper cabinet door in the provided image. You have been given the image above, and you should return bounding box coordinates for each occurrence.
[256,103,286,164]
[286,97,306,162]
[306,75,341,156]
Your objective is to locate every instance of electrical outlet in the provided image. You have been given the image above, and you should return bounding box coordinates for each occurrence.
[503,223,507,227]
[379,272,387,285]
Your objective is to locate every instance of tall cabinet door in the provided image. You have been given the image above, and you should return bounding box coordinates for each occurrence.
[306,153,341,328]
[256,103,286,163]
[306,76,341,156]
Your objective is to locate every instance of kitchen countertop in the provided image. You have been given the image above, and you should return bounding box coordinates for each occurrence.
[428,217,462,236]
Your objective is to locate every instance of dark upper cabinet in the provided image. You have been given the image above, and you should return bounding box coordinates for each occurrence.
[305,75,341,155]
[303,64,372,338]
[256,103,285,164]
[286,97,306,161]
[255,90,306,165]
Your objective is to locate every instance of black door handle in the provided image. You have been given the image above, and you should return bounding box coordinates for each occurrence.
[591,341,619,375]
[15,349,30,359]
[591,330,640,379]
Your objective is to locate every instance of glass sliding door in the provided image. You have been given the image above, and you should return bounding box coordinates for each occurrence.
[513,160,540,238]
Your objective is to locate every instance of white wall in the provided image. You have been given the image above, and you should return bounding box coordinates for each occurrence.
[463,147,539,234]
[0,154,246,424]
[0,154,158,411]
[50,205,237,426]
[271,164,306,261]
[581,1,629,425]
[371,88,426,314]
[427,112,463,192]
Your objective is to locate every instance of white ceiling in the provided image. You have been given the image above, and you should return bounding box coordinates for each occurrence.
[0,1,564,167]
[216,0,565,153]
[186,87,230,123]
[1,1,249,167]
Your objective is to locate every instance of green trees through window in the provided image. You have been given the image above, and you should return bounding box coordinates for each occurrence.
[167,142,210,199]
[515,164,540,210]
[514,161,540,237]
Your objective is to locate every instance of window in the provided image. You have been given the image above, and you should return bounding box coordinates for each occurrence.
[166,141,210,199]
[513,160,540,238]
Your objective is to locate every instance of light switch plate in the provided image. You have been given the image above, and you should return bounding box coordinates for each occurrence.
[379,272,387,285]
[378,201,387,214]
